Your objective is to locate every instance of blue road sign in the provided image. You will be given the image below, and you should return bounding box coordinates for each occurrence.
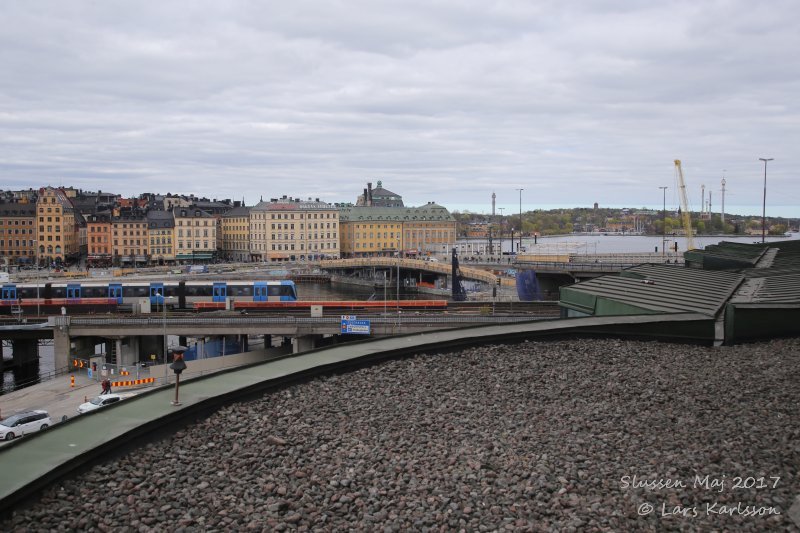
[340,315,371,335]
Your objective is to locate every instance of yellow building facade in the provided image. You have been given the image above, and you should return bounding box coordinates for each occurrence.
[112,214,149,266]
[147,210,175,264]
[35,187,79,265]
[339,203,456,258]
[173,207,216,262]
[250,198,339,262]
[220,206,251,262]
[0,201,36,267]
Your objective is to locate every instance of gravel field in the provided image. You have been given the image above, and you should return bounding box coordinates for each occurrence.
[4,337,800,532]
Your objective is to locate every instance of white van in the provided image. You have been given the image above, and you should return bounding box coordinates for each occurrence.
[0,410,51,440]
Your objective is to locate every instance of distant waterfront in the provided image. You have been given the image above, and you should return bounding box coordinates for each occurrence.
[458,232,799,255]
[451,203,800,219]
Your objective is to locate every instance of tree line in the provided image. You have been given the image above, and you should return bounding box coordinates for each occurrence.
[453,208,792,237]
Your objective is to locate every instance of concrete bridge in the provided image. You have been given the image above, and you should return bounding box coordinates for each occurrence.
[318,254,682,284]
[5,313,555,375]
[317,257,498,285]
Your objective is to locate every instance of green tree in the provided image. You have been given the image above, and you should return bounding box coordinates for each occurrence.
[769,224,788,235]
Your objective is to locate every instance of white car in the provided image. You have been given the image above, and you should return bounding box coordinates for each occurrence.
[77,394,125,414]
[0,410,51,440]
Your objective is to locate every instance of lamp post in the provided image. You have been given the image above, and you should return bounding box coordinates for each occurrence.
[516,189,524,253]
[498,207,505,255]
[759,158,774,243]
[161,292,167,384]
[159,292,174,384]
[659,186,668,258]
[396,239,400,320]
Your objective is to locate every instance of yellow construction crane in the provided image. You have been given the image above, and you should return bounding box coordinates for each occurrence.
[673,160,696,251]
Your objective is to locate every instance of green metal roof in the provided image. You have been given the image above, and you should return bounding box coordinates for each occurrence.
[684,241,768,269]
[560,264,744,317]
[561,239,800,343]
[681,239,800,306]
[684,239,800,270]
[732,271,800,304]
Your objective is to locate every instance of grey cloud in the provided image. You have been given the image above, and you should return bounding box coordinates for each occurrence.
[0,1,797,216]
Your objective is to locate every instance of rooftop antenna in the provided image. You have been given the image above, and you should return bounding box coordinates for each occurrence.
[701,184,705,214]
[721,171,726,225]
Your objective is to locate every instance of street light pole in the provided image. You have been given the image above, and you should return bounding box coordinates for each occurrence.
[659,186,667,258]
[516,188,524,253]
[759,158,774,243]
[498,207,505,255]
[396,239,400,320]
[161,292,167,384]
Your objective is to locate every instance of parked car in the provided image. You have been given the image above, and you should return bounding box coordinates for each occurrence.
[77,394,125,414]
[0,410,51,440]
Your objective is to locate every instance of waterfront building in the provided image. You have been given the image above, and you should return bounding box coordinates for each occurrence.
[147,210,175,265]
[464,222,490,238]
[250,196,339,262]
[339,207,403,257]
[173,206,216,263]
[85,214,113,268]
[403,203,457,256]
[0,200,36,267]
[338,202,456,258]
[220,205,251,262]
[35,187,80,266]
[112,211,149,266]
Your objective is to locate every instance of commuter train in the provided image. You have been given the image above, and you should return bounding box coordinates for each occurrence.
[0,279,449,315]
[0,280,298,315]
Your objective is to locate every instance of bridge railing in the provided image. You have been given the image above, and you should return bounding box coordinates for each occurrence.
[67,315,552,327]
[318,258,497,283]
[514,259,684,272]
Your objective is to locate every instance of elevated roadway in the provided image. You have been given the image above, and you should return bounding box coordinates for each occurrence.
[11,311,556,371]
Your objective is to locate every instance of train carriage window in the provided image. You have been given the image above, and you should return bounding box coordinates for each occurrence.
[124,285,149,298]
[185,285,212,297]
[83,286,104,298]
[18,287,38,299]
[229,284,252,297]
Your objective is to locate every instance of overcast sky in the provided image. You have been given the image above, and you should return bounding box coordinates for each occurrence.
[1,1,798,217]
